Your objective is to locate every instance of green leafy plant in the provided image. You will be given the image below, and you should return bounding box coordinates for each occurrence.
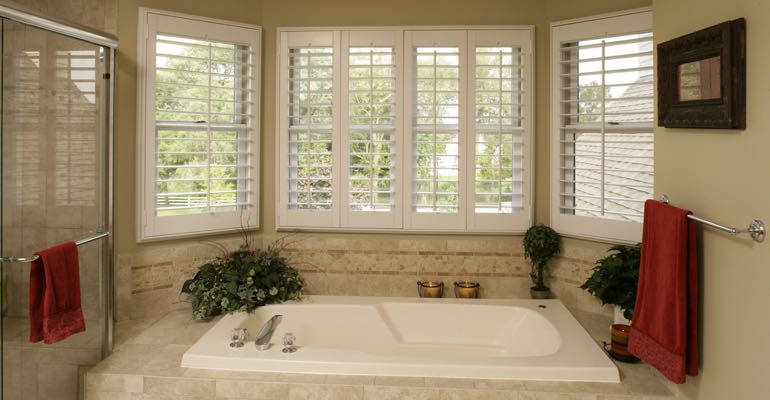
[580,244,641,320]
[181,240,304,321]
[523,224,562,290]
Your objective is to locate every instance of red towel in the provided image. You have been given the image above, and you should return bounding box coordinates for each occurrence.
[28,242,86,344]
[628,200,698,383]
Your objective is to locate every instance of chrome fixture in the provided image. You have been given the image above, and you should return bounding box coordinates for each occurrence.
[282,332,297,353]
[255,315,282,351]
[660,195,765,243]
[230,328,248,348]
[0,231,110,263]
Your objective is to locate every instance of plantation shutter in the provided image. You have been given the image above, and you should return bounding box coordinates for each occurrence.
[341,31,402,228]
[138,10,261,241]
[278,31,340,228]
[550,9,653,242]
[154,34,255,216]
[467,30,533,232]
[404,30,466,230]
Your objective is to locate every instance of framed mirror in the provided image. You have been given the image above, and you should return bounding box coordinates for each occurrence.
[658,18,745,129]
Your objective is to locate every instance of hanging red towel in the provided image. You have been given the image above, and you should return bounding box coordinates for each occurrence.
[28,241,86,344]
[628,199,698,383]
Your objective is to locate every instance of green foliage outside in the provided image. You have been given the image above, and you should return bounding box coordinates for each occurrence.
[580,244,641,320]
[181,240,304,321]
[473,48,521,212]
[576,81,610,123]
[523,224,562,290]
[154,37,248,215]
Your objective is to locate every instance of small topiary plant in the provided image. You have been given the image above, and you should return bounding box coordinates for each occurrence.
[181,239,304,321]
[580,243,641,321]
[523,224,561,293]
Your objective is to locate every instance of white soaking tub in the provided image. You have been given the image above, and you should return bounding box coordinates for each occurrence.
[181,296,619,382]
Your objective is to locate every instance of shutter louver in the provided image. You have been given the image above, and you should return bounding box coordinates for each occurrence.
[473,47,525,214]
[412,47,461,214]
[287,47,334,210]
[347,47,396,212]
[558,32,653,222]
[154,34,254,216]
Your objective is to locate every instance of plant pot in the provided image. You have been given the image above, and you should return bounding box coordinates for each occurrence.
[529,286,551,299]
[613,305,631,325]
[606,323,640,363]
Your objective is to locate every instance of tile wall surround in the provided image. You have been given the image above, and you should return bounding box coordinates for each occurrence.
[86,308,678,400]
[117,234,616,323]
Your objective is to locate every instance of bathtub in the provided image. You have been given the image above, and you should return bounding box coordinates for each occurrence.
[181,296,619,382]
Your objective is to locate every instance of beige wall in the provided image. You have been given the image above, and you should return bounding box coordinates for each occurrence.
[654,1,770,399]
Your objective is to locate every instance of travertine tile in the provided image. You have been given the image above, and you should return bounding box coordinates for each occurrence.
[363,386,440,400]
[425,377,477,389]
[87,392,133,400]
[288,383,364,400]
[517,392,598,400]
[86,373,143,393]
[215,380,290,399]
[473,380,526,391]
[143,377,216,397]
[439,388,519,400]
[38,363,79,400]
[374,376,426,386]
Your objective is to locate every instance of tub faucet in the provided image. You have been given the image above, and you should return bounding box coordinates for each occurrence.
[255,314,282,351]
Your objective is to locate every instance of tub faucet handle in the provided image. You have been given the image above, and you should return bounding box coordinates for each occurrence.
[282,332,297,353]
[230,328,247,348]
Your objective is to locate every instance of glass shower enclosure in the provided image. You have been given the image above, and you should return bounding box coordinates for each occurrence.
[0,3,115,399]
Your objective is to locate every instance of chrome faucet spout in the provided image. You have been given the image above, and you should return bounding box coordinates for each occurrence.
[255,314,282,351]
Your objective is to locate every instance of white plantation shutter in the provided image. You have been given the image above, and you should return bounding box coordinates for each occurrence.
[278,27,532,233]
[138,9,261,241]
[341,31,402,228]
[467,30,533,232]
[404,30,466,230]
[278,31,340,228]
[550,9,653,243]
[287,47,335,211]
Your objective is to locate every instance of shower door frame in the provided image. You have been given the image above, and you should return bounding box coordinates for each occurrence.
[0,0,117,357]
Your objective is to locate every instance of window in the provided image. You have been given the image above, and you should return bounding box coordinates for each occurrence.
[277,28,533,232]
[137,9,261,241]
[550,8,653,242]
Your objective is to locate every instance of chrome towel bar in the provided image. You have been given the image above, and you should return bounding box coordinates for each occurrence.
[0,231,110,263]
[660,195,765,243]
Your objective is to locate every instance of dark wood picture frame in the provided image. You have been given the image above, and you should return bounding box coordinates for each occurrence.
[658,18,746,129]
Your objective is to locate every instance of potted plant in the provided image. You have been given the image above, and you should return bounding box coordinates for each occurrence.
[181,239,305,321]
[580,243,641,362]
[580,243,641,322]
[523,224,561,299]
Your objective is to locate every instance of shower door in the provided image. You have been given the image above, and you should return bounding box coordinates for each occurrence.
[0,15,113,400]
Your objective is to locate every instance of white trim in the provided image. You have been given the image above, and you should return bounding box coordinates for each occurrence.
[550,7,652,29]
[136,8,261,242]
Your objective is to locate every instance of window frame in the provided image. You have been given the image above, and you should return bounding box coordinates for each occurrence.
[276,26,534,233]
[136,8,261,242]
[549,8,653,243]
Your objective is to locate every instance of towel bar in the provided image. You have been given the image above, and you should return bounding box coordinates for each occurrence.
[0,231,110,263]
[660,195,764,243]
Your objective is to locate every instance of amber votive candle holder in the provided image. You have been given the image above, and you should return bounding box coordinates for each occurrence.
[453,281,480,298]
[417,281,444,298]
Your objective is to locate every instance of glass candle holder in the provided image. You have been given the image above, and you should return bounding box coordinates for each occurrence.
[417,281,444,298]
[453,281,480,299]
